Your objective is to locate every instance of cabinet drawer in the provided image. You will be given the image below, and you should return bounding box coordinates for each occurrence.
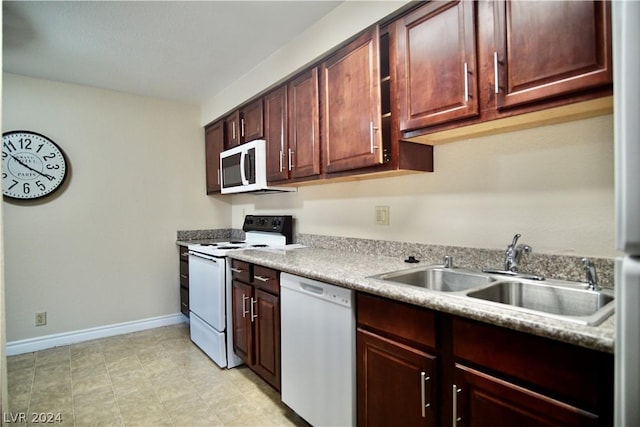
[253,265,279,295]
[452,317,613,410]
[180,287,189,317]
[231,260,251,283]
[179,245,189,262]
[179,260,189,288]
[357,292,436,350]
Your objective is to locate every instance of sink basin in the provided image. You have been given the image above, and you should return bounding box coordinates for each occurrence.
[369,266,494,292]
[467,280,615,325]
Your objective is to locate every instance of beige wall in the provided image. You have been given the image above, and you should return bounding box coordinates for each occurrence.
[231,114,616,259]
[2,74,229,342]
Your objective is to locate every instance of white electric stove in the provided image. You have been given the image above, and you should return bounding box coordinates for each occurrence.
[186,215,293,368]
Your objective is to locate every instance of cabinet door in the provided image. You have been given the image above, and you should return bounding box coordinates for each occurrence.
[231,280,253,365]
[493,0,612,109]
[253,289,280,390]
[264,87,288,182]
[205,121,224,194]
[321,27,383,174]
[224,111,241,148]
[288,67,320,179]
[241,99,264,142]
[396,0,478,131]
[453,364,599,427]
[357,329,436,427]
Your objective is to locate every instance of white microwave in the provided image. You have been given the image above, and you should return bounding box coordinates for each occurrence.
[220,139,296,194]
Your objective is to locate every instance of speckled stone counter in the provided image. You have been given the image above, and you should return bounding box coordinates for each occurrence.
[228,246,615,354]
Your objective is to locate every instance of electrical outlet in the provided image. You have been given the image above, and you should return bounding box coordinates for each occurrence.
[375,206,390,226]
[35,312,47,327]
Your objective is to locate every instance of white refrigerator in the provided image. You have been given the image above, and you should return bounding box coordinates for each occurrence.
[613,1,640,425]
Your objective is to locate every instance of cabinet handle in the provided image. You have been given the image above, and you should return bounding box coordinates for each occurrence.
[370,122,379,153]
[241,118,245,137]
[494,51,500,94]
[242,294,249,317]
[279,150,283,172]
[254,275,270,282]
[420,372,431,418]
[180,274,188,280]
[217,168,220,185]
[288,148,294,170]
[452,384,461,426]
[232,122,236,140]
[250,297,257,322]
[231,267,244,273]
[463,62,469,102]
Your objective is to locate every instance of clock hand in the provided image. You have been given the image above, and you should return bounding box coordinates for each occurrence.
[9,154,55,181]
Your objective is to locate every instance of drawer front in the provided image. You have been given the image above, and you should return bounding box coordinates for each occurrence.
[253,265,280,295]
[180,287,189,316]
[231,260,251,283]
[179,259,189,288]
[357,292,436,350]
[452,316,612,409]
[179,245,190,261]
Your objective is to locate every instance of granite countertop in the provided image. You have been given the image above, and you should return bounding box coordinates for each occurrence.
[227,246,615,354]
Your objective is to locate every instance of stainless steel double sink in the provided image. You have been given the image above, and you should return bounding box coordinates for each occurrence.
[368,265,614,326]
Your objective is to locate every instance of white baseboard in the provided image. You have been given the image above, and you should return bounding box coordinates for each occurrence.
[6,313,189,356]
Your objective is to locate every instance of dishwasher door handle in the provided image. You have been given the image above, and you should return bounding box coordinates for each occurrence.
[300,283,324,295]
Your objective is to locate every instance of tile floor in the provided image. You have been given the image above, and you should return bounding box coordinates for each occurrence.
[7,323,309,426]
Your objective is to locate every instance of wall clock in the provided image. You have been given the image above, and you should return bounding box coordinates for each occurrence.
[2,130,68,200]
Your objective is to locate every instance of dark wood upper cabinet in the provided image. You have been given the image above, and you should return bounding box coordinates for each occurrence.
[321,26,384,174]
[264,86,288,182]
[493,0,612,110]
[396,0,479,131]
[288,67,321,180]
[204,121,224,194]
[224,111,241,148]
[224,99,264,149]
[241,98,264,142]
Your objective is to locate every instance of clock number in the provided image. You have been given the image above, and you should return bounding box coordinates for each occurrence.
[8,180,18,190]
[2,172,6,179]
[3,141,16,153]
[23,182,31,194]
[19,138,32,150]
[36,144,44,153]
[43,153,56,161]
[2,151,7,159]
[36,181,46,191]
[46,164,60,170]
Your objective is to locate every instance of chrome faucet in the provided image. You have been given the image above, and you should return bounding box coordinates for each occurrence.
[504,233,531,272]
[443,255,453,269]
[582,258,600,291]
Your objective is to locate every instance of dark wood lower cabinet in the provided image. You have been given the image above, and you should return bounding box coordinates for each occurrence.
[357,328,436,427]
[231,260,281,390]
[356,292,613,427]
[454,364,598,427]
[252,289,280,390]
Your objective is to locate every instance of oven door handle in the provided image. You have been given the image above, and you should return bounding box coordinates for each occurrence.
[188,251,220,262]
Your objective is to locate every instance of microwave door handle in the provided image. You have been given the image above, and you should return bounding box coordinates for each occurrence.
[240,150,249,185]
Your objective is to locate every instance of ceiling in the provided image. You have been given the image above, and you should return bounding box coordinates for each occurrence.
[3,1,342,105]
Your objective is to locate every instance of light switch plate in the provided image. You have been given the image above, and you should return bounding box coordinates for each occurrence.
[375,206,390,226]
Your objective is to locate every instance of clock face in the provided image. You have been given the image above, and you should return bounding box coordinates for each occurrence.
[2,131,68,200]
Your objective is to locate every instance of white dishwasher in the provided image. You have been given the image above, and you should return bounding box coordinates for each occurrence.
[280,273,355,427]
